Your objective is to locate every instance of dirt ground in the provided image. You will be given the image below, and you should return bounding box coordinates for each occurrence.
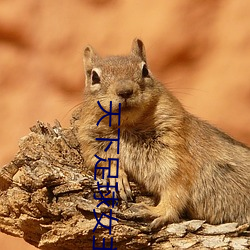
[1,1,250,249]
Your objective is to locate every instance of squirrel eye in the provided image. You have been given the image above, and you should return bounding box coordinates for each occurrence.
[91,70,100,85]
[142,63,149,78]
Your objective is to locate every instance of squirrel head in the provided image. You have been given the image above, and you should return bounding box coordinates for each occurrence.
[83,39,160,125]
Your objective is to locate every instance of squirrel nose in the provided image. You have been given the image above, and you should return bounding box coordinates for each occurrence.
[116,88,133,99]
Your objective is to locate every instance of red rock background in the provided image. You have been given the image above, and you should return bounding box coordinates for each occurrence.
[0,1,250,249]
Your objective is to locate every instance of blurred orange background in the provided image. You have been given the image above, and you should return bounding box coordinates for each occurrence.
[1,1,250,249]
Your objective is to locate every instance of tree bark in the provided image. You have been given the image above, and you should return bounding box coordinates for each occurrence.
[0,108,249,249]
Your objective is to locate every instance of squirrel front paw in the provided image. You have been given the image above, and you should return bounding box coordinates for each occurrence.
[107,168,132,202]
[117,169,133,202]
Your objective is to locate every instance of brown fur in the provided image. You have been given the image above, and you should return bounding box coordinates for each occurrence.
[78,39,250,229]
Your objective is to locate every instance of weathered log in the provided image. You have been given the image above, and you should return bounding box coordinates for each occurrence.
[0,109,249,249]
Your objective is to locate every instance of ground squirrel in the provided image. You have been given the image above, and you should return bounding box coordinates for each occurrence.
[78,38,250,229]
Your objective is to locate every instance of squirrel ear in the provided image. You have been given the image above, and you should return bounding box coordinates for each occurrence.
[83,45,98,71]
[131,38,147,63]
[83,46,99,86]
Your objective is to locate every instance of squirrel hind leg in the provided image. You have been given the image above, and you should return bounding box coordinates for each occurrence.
[128,201,181,229]
[128,187,188,229]
[150,212,180,230]
[148,201,181,230]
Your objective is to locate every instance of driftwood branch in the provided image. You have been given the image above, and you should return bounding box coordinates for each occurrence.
[0,108,249,249]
